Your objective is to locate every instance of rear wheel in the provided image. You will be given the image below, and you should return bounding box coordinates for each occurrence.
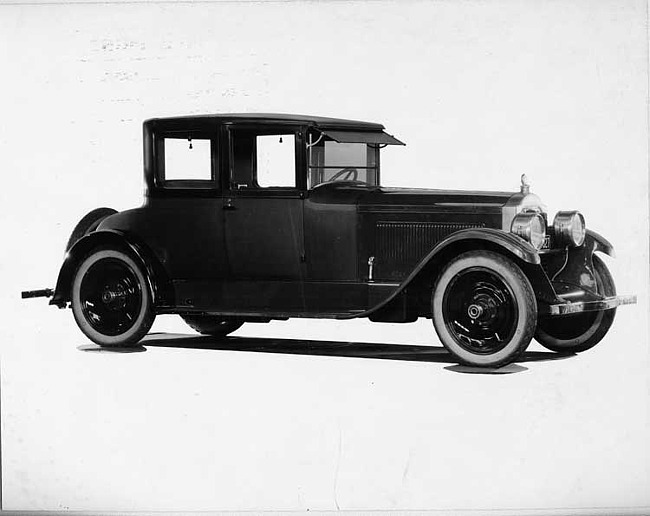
[431,251,537,368]
[535,255,616,353]
[71,248,154,346]
[182,315,244,338]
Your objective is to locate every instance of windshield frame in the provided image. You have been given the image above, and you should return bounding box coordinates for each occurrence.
[307,131,381,189]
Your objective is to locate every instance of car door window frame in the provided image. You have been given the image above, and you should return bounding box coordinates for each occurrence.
[154,129,219,191]
[225,123,306,197]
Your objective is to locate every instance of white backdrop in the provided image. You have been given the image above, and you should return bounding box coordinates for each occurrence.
[1,0,648,512]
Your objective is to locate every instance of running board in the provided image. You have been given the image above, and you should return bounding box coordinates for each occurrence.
[157,307,366,319]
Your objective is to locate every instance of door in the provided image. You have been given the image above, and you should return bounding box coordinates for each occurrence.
[222,125,306,311]
[138,121,229,311]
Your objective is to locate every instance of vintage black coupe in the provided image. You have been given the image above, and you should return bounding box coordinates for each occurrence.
[23,114,636,367]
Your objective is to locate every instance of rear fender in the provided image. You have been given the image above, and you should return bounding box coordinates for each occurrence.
[50,230,172,308]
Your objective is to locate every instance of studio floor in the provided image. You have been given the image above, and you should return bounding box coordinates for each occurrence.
[2,310,648,512]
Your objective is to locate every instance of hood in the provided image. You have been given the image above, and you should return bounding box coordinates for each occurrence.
[372,186,547,231]
[368,186,516,207]
[309,182,517,208]
[308,181,547,234]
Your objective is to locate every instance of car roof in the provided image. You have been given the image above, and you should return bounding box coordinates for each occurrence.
[144,113,385,130]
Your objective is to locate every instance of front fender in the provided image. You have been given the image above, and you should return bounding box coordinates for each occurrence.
[426,228,541,265]
[540,229,616,300]
[354,228,545,320]
[50,230,171,308]
[587,229,615,257]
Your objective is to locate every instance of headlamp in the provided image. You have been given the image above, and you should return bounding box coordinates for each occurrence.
[511,212,546,250]
[553,211,586,247]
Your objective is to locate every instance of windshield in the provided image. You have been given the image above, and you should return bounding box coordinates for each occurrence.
[308,136,379,189]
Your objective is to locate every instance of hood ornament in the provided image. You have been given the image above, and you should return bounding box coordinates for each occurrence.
[520,174,531,195]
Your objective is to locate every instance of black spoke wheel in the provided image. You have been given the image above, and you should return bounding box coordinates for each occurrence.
[182,315,244,338]
[71,248,154,346]
[443,270,518,355]
[535,255,616,353]
[432,251,537,367]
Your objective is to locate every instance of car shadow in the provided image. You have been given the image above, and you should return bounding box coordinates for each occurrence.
[132,332,575,373]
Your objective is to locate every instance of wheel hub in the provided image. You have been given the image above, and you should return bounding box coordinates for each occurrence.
[467,293,499,324]
[101,284,128,307]
[467,303,483,319]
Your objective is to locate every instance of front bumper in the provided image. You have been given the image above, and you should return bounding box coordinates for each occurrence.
[543,295,637,316]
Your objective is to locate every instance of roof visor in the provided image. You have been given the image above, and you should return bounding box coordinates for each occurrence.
[320,130,405,146]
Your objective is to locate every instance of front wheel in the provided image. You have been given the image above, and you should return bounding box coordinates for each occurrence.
[535,255,616,353]
[71,248,155,346]
[431,250,537,368]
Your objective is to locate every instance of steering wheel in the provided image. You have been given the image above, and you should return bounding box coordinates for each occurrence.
[329,167,359,182]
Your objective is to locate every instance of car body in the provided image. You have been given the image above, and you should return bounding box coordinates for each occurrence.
[23,113,636,367]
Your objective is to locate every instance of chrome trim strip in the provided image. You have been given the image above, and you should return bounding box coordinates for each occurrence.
[544,295,637,315]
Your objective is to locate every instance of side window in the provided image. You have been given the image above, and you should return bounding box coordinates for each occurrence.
[230,129,297,189]
[164,138,211,180]
[256,134,295,187]
[156,133,216,188]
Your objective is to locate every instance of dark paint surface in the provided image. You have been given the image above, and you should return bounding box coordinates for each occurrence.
[224,196,304,280]
[99,200,226,280]
[100,181,516,315]
[145,113,386,131]
[58,114,609,320]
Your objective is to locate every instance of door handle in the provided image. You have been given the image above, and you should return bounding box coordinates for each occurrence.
[223,199,236,211]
